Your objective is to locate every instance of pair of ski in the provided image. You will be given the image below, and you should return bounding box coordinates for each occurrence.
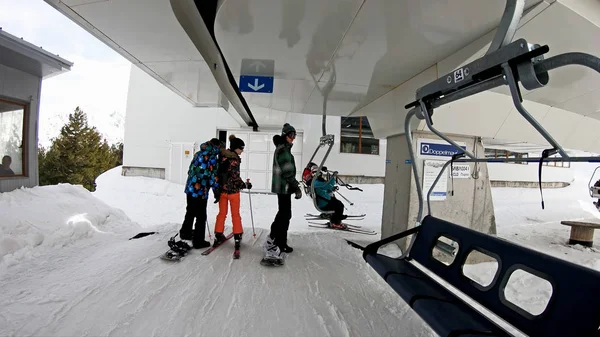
[307,221,377,235]
[304,213,366,221]
[160,233,237,261]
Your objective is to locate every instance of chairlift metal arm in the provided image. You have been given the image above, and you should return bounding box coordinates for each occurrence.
[405,110,424,224]
[335,175,363,192]
[502,62,568,158]
[411,50,600,163]
[486,0,524,55]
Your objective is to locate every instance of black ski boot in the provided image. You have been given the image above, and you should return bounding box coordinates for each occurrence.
[213,232,227,247]
[280,244,293,253]
[193,237,210,249]
[233,234,242,259]
[179,229,194,241]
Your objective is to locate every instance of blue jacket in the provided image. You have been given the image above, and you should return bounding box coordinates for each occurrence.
[313,177,335,209]
[184,141,221,199]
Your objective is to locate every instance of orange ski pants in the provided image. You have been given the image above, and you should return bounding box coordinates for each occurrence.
[214,192,243,234]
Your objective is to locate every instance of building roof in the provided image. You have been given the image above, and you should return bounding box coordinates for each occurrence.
[0,28,73,79]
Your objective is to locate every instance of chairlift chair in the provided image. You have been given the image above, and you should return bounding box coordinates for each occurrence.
[355,0,600,336]
[588,166,600,198]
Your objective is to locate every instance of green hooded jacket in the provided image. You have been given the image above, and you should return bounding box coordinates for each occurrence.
[271,134,299,194]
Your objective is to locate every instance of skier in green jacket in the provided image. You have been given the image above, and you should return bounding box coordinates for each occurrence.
[263,123,302,260]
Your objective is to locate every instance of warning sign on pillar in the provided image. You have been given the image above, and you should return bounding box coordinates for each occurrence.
[423,160,448,201]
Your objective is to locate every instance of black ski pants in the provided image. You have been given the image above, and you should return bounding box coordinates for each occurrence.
[180,193,208,243]
[322,196,344,224]
[270,193,292,247]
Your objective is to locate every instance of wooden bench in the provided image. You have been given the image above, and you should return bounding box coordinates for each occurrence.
[560,220,600,247]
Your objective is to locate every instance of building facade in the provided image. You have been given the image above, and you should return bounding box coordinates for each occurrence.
[0,29,72,193]
[122,66,388,192]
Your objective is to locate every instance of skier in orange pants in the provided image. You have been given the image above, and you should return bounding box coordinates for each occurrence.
[213,135,252,256]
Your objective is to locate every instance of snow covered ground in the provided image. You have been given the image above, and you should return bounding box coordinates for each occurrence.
[1,163,600,336]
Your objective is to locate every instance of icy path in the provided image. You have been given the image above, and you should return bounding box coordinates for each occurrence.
[0,227,433,337]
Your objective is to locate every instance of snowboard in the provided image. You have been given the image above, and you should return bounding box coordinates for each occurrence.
[260,253,286,267]
[160,236,193,262]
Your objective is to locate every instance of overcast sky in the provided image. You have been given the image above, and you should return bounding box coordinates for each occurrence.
[0,0,131,147]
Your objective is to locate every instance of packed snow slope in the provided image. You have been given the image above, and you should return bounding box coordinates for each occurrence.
[0,168,431,337]
[2,163,600,337]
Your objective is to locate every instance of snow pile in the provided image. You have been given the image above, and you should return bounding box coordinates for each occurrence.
[491,162,600,270]
[0,183,135,266]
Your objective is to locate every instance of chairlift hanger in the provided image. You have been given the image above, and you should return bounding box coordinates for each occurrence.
[588,167,600,199]
[358,1,600,336]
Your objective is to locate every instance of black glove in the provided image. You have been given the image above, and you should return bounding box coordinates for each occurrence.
[294,187,302,200]
[245,181,252,190]
[214,191,221,204]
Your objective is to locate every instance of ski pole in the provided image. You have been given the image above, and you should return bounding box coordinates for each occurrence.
[247,178,256,238]
[336,190,354,206]
[205,219,212,240]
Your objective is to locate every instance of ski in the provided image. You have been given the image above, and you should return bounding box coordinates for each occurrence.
[308,222,378,235]
[201,233,234,256]
[305,216,364,221]
[304,213,366,219]
[309,221,364,229]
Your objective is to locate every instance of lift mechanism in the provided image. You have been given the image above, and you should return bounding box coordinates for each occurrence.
[359,1,600,336]
[302,64,363,214]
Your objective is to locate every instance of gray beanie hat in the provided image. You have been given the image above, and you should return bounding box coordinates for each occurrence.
[281,123,296,135]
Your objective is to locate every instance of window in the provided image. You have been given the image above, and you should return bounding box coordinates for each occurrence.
[542,154,571,168]
[0,98,27,177]
[340,116,379,155]
[484,148,528,165]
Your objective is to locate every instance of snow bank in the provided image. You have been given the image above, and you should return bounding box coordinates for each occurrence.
[0,183,136,266]
[93,166,383,234]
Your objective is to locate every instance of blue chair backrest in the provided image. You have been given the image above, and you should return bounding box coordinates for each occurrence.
[411,215,600,337]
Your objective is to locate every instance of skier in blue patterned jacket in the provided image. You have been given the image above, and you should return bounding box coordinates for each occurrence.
[179,138,223,249]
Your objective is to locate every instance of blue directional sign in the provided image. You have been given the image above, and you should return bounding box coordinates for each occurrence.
[239,75,273,93]
[419,142,466,157]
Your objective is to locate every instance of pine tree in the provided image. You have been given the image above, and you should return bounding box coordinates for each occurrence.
[110,142,124,166]
[38,107,119,191]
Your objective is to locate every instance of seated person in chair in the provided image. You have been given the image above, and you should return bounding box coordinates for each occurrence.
[307,163,346,229]
[594,179,600,209]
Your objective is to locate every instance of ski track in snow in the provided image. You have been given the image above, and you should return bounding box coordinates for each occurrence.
[0,227,433,337]
[5,164,600,336]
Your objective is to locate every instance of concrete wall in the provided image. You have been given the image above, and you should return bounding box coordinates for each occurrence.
[123,66,240,170]
[288,113,387,177]
[0,64,40,193]
[382,131,496,252]
[124,65,387,180]
[488,162,574,185]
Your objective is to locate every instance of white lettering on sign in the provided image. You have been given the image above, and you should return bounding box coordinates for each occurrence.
[451,164,471,179]
[454,68,465,83]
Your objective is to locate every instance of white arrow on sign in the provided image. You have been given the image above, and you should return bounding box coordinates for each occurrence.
[250,60,265,72]
[247,78,265,91]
